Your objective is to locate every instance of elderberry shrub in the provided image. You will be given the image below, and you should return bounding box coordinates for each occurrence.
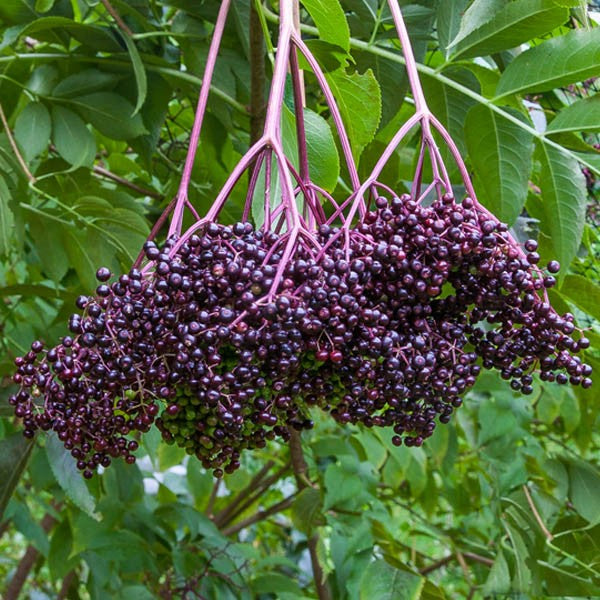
[10,196,592,477]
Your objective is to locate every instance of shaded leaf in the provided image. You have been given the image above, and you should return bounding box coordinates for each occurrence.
[566,458,600,524]
[14,102,51,161]
[0,174,15,256]
[70,92,147,140]
[52,68,122,98]
[325,69,382,162]
[559,274,600,320]
[123,34,148,116]
[45,432,100,520]
[497,28,600,97]
[0,433,34,520]
[359,560,424,600]
[465,104,534,225]
[291,487,323,534]
[51,105,96,167]
[537,142,587,269]
[437,0,469,57]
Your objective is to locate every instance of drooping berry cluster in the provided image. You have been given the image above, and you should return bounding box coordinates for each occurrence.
[10,191,591,477]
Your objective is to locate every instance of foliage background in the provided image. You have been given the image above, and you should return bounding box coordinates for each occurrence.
[0,0,599,598]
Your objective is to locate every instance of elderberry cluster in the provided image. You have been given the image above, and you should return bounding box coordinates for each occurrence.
[10,195,592,477]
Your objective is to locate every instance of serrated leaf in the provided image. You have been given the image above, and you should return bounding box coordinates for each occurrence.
[48,519,78,580]
[27,213,70,281]
[537,142,587,270]
[14,102,51,161]
[325,69,382,163]
[0,433,34,520]
[547,95,600,134]
[437,0,469,57]
[51,105,96,167]
[465,104,533,225]
[496,28,600,97]
[559,274,600,320]
[301,0,349,51]
[359,560,424,600]
[69,92,147,140]
[291,487,323,534]
[566,458,600,524]
[45,432,100,520]
[450,0,568,60]
[0,174,14,257]
[52,68,122,98]
[123,34,147,116]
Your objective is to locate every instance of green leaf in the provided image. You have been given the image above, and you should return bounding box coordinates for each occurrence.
[558,274,600,320]
[117,586,155,600]
[566,458,600,524]
[45,433,100,520]
[48,519,78,580]
[325,69,382,163]
[359,560,424,600]
[69,92,147,140]
[52,68,122,98]
[51,105,96,167]
[14,102,51,161]
[301,0,350,52]
[158,443,186,471]
[465,104,534,225]
[323,462,365,510]
[0,175,15,257]
[123,34,148,116]
[547,95,600,134]
[291,487,323,534]
[282,106,340,193]
[421,68,479,167]
[0,433,34,520]
[450,0,568,60]
[537,142,587,269]
[35,0,55,12]
[483,549,511,596]
[496,28,600,97]
[437,0,469,57]
[21,16,121,52]
[27,214,70,281]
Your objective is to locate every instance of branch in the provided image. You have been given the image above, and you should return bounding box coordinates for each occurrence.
[99,0,133,36]
[57,570,76,600]
[419,552,494,576]
[0,102,36,183]
[212,460,275,526]
[289,429,332,600]
[523,484,554,542]
[221,494,297,536]
[92,165,163,199]
[205,478,222,518]
[216,461,292,528]
[4,507,60,600]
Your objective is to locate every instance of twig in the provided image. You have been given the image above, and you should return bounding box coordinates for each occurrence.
[0,520,9,539]
[522,484,554,541]
[99,0,133,36]
[0,102,36,183]
[289,429,332,600]
[419,552,494,576]
[57,570,76,600]
[205,478,221,518]
[93,165,163,199]
[212,460,275,526]
[4,507,60,600]
[221,494,297,536]
[216,461,292,528]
